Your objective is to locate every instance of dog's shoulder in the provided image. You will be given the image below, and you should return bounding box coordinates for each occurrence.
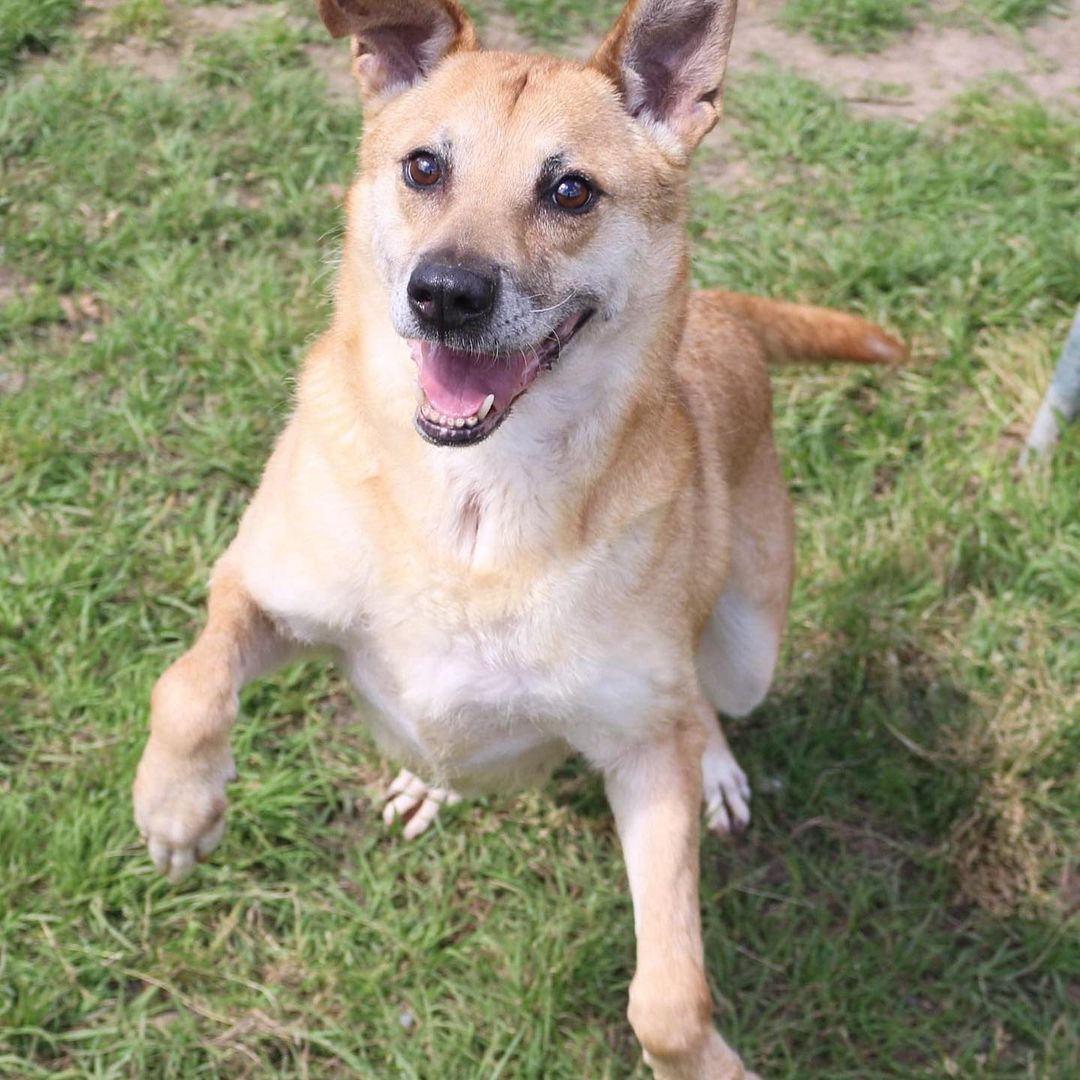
[675,289,775,477]
[678,290,772,405]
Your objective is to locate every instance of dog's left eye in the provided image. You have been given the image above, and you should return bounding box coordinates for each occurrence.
[405,152,443,189]
[551,175,594,213]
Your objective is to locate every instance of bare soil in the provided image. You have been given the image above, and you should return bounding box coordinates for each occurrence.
[730,0,1080,122]
[75,0,1080,123]
[0,266,28,308]
[472,0,1080,188]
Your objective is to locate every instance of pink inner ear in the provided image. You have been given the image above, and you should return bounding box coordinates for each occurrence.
[628,6,717,124]
[362,22,433,89]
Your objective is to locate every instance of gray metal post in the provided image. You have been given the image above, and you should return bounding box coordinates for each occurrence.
[1022,306,1080,464]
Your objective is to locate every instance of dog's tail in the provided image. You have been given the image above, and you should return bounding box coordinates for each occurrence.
[712,290,908,366]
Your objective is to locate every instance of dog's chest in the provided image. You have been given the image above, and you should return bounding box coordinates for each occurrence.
[342,553,678,786]
[240,438,685,787]
[249,526,677,787]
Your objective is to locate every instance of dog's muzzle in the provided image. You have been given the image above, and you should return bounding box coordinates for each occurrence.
[408,308,595,447]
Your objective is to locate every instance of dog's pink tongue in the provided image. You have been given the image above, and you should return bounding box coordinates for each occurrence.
[411,340,527,418]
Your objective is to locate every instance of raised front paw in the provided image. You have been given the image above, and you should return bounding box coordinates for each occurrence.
[133,737,235,882]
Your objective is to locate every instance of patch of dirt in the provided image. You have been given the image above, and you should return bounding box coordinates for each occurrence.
[104,39,182,80]
[471,1,1078,184]
[0,266,29,307]
[74,0,359,104]
[693,124,755,193]
[190,3,364,103]
[0,265,29,394]
[0,363,28,397]
[563,28,603,63]
[71,0,1080,120]
[476,1,1079,122]
[477,10,534,54]
[73,0,176,80]
[185,2,291,35]
[79,0,129,16]
[303,40,355,102]
[728,0,1080,121]
[77,1,311,83]
[0,266,34,393]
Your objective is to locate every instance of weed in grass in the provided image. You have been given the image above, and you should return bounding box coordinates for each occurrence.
[781,0,926,53]
[0,0,80,76]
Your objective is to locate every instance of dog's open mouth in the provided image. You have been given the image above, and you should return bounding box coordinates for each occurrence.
[408,309,594,447]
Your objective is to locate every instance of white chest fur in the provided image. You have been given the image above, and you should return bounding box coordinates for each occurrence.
[238,451,683,793]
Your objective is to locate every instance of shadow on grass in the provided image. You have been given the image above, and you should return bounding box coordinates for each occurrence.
[550,623,978,873]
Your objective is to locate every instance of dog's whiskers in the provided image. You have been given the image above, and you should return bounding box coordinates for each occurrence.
[528,289,579,316]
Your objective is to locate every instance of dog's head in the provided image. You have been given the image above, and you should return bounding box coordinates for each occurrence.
[318,0,737,447]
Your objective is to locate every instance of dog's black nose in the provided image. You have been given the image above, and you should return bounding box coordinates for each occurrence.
[407,259,497,332]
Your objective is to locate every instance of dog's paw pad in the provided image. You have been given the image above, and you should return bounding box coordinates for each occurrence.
[702,748,751,838]
[382,768,461,839]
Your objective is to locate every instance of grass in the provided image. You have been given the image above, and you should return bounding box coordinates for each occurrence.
[99,0,175,43]
[0,0,81,76]
[781,0,926,53]
[968,0,1067,29]
[497,0,620,46]
[1,3,1078,1078]
[778,0,1067,51]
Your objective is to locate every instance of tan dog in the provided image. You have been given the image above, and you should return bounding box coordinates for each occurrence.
[133,1,905,1075]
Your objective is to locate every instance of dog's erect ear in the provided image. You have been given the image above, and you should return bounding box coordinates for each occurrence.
[316,0,477,104]
[591,0,737,154]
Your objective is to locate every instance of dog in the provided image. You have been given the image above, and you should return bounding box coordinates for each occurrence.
[133,1,906,1075]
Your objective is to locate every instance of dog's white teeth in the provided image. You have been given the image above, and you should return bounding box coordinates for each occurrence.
[419,400,484,430]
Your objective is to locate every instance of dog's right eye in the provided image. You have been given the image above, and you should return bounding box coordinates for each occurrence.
[550,174,595,213]
[404,152,443,189]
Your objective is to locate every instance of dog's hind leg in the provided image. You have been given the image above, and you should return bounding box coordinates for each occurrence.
[700,717,752,836]
[382,768,462,840]
[696,438,794,836]
[696,581,778,837]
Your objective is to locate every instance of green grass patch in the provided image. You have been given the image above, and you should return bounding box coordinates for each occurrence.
[100,0,174,41]
[693,67,1080,920]
[499,0,620,47]
[1,9,1078,1079]
[191,16,312,86]
[782,0,925,52]
[969,0,1066,28]
[0,0,81,76]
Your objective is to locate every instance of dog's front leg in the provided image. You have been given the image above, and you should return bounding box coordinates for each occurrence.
[605,716,758,1080]
[133,561,296,881]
